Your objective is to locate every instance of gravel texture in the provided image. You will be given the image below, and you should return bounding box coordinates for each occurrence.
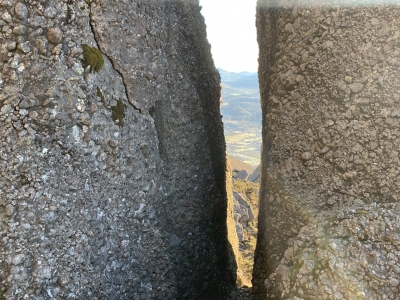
[267,203,400,299]
[0,0,235,298]
[254,1,400,298]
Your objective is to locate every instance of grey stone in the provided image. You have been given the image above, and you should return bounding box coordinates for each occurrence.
[17,42,30,53]
[349,82,364,93]
[12,253,25,265]
[47,27,63,45]
[44,6,57,19]
[234,170,249,180]
[169,234,181,247]
[15,2,28,19]
[301,152,312,160]
[5,204,14,216]
[1,11,12,23]
[236,224,244,241]
[19,98,37,108]
[13,25,27,35]
[248,165,260,183]
[36,38,48,55]
[7,41,16,51]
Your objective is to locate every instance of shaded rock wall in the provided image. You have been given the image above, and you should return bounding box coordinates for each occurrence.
[0,0,235,298]
[254,0,400,298]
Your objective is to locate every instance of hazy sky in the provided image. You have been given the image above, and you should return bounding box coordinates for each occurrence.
[199,0,258,73]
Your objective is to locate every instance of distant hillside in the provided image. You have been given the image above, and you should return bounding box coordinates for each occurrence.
[218,68,259,90]
[218,68,256,82]
[218,69,261,166]
[228,156,256,174]
[227,76,259,90]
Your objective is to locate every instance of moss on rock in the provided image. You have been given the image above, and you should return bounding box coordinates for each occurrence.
[111,99,125,127]
[81,44,104,73]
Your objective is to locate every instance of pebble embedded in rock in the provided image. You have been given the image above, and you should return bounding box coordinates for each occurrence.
[1,11,12,23]
[12,253,25,265]
[52,44,62,55]
[19,98,37,108]
[44,6,57,19]
[17,42,30,53]
[7,41,16,51]
[13,25,27,35]
[47,28,63,45]
[36,38,48,55]
[349,82,364,93]
[57,276,69,287]
[169,234,181,247]
[5,204,14,216]
[108,139,118,147]
[301,152,312,160]
[15,2,28,19]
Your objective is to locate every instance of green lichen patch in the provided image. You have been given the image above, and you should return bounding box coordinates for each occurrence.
[81,44,104,73]
[111,99,125,127]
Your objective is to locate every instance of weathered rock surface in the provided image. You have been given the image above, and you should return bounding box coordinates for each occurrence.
[268,203,400,300]
[254,1,400,299]
[234,192,255,237]
[230,171,259,289]
[226,156,247,287]
[0,0,235,299]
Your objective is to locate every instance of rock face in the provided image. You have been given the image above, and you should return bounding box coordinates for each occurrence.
[271,203,400,299]
[0,0,235,299]
[230,170,259,288]
[234,169,249,180]
[248,165,260,183]
[254,1,400,298]
[233,191,255,242]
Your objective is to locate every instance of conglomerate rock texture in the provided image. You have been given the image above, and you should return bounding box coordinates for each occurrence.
[254,0,400,299]
[0,0,236,299]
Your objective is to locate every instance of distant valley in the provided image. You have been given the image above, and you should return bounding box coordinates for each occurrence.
[219,69,261,166]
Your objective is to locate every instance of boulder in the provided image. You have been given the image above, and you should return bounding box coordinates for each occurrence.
[248,165,260,183]
[233,170,249,180]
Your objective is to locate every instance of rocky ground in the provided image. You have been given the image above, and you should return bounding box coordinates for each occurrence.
[228,286,253,300]
[231,167,260,287]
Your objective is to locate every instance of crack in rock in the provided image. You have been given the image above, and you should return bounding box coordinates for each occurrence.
[87,4,142,114]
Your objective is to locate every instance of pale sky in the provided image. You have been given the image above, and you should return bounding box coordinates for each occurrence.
[199,0,258,73]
